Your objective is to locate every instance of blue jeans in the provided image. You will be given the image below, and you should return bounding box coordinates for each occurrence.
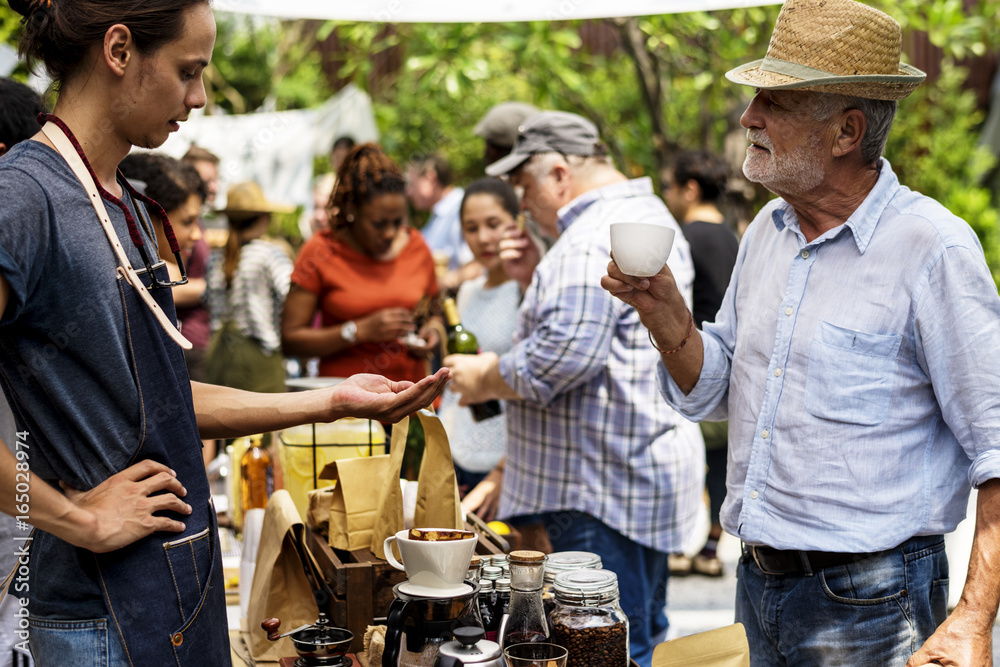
[735,535,949,666]
[541,512,669,667]
[28,617,127,667]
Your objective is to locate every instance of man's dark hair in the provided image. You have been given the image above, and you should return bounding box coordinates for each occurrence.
[415,154,454,188]
[0,78,45,148]
[669,150,730,205]
[332,135,356,153]
[182,144,220,166]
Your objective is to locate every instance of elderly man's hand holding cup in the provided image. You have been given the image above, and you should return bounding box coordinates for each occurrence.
[602,221,702,392]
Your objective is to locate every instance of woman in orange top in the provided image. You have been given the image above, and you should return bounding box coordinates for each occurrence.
[282,143,441,383]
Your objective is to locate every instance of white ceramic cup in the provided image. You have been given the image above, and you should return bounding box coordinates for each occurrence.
[610,221,676,277]
[383,529,478,592]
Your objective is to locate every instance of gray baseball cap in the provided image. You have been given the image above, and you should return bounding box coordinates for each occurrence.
[474,102,540,147]
[485,111,602,177]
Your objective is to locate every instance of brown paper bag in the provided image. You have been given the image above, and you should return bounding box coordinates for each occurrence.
[652,623,750,667]
[370,409,463,559]
[306,486,334,537]
[310,454,394,551]
[247,490,320,662]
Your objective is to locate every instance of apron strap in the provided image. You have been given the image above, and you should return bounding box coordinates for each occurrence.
[40,122,192,350]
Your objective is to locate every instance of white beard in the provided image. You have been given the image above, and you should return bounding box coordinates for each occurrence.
[743,129,825,198]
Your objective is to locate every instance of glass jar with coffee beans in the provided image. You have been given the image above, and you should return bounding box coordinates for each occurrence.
[549,569,628,667]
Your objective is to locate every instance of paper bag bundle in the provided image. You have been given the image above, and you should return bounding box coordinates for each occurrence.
[247,490,320,662]
[371,410,463,559]
[652,623,750,667]
[305,409,463,560]
[309,454,394,551]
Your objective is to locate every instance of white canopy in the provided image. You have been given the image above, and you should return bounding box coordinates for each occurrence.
[212,0,781,23]
[154,83,378,226]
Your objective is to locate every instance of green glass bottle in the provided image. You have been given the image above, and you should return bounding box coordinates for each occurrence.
[443,297,503,422]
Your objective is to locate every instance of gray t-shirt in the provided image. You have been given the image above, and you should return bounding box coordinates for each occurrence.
[0,140,183,617]
[0,141,165,490]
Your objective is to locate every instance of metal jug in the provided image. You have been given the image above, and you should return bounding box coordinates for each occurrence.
[435,627,504,667]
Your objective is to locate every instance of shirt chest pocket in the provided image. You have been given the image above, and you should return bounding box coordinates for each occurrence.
[805,321,901,426]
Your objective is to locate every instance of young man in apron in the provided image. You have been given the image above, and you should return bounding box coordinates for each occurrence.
[0,2,450,664]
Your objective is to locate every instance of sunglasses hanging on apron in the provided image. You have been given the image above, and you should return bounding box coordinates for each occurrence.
[35,115,231,665]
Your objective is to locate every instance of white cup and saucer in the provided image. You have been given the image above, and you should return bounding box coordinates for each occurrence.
[383,528,479,598]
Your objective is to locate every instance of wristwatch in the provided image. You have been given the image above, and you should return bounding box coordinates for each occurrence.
[341,320,358,344]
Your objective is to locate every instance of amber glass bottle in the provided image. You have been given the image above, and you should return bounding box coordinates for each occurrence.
[240,434,273,514]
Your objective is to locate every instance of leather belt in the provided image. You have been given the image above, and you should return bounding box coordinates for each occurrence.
[749,545,873,575]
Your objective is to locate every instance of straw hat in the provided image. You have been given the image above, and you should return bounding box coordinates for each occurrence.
[218,181,295,217]
[725,0,926,101]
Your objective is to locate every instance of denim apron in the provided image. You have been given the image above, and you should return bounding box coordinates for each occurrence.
[37,120,231,665]
[92,263,231,665]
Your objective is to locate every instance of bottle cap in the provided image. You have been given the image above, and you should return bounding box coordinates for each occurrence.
[482,566,503,580]
[495,578,511,592]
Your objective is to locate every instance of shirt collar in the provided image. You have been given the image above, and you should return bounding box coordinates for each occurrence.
[556,177,655,234]
[770,158,901,253]
[431,186,464,219]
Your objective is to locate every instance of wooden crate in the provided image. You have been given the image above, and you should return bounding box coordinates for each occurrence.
[308,517,507,654]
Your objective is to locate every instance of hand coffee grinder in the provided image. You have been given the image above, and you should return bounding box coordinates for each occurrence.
[382,581,483,667]
[262,613,353,667]
[261,525,354,666]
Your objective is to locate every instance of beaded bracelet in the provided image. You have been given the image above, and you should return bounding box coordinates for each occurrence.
[648,311,695,355]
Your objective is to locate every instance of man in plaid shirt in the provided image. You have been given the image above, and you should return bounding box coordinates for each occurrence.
[445,111,704,667]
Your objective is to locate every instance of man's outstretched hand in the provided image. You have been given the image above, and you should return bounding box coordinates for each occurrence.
[326,367,452,424]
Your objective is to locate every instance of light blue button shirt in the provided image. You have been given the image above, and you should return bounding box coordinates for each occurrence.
[420,187,471,270]
[659,159,1000,552]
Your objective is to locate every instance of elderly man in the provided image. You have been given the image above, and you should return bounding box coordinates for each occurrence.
[446,110,704,667]
[603,0,1000,664]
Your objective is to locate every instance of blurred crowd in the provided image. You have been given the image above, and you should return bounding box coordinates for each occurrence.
[0,77,744,667]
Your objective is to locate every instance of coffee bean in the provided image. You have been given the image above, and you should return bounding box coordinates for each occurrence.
[551,614,628,667]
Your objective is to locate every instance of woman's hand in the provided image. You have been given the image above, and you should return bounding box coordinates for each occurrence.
[499,227,543,291]
[403,320,441,359]
[357,307,415,343]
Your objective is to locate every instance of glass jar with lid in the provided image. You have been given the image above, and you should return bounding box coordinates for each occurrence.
[542,551,602,615]
[549,569,628,667]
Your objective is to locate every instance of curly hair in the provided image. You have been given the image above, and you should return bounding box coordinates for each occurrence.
[329,143,406,229]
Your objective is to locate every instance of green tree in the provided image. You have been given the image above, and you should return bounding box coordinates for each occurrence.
[3,2,997,280]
